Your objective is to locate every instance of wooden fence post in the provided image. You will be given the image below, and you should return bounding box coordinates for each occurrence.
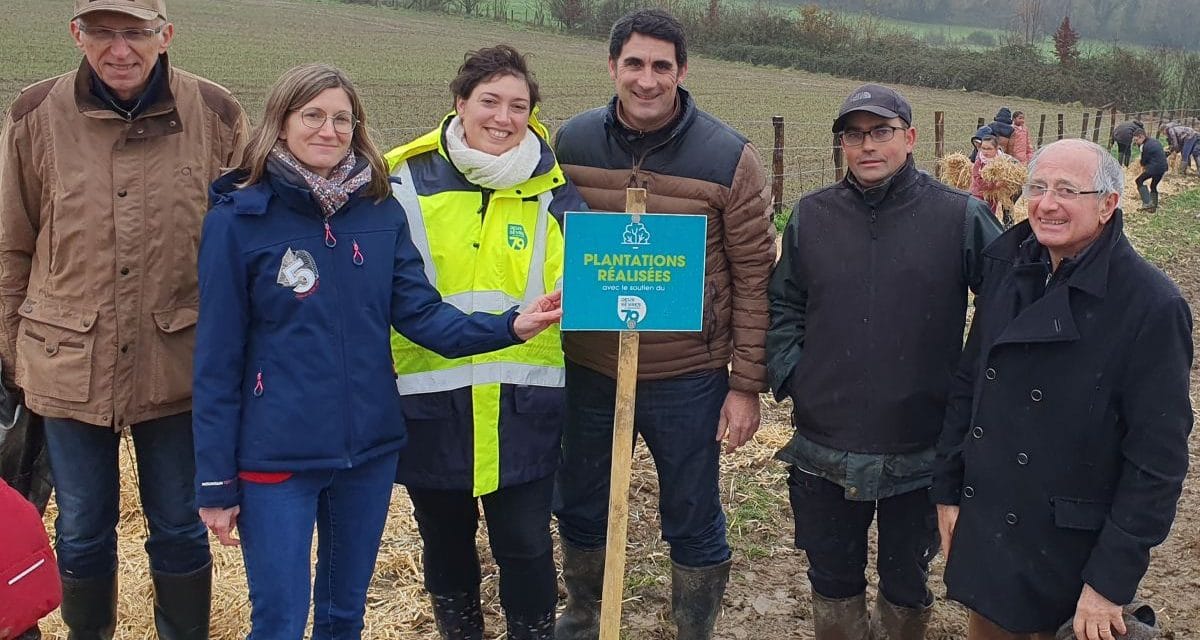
[1057,113,1065,140]
[1037,114,1046,147]
[977,116,985,129]
[1081,112,1090,139]
[1093,109,1103,143]
[833,138,845,182]
[771,116,785,218]
[1109,107,1117,148]
[934,111,945,178]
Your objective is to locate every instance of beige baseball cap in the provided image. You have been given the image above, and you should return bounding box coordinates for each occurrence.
[73,0,167,21]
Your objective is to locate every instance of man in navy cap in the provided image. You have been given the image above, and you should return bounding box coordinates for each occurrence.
[767,83,1001,639]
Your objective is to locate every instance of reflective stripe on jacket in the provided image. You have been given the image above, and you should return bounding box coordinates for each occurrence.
[384,113,585,495]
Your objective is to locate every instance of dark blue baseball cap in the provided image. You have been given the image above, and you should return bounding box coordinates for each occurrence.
[832,83,913,133]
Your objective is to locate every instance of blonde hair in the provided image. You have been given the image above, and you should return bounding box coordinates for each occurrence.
[236,63,390,201]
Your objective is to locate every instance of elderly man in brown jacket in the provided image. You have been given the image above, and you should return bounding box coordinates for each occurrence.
[551,9,773,640]
[0,1,246,638]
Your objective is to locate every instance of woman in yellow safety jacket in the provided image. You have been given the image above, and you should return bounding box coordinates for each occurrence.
[384,45,584,640]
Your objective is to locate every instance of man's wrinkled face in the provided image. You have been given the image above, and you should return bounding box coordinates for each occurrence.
[71,12,173,101]
[1026,145,1118,262]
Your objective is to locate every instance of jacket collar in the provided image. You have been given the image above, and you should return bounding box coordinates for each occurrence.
[74,54,176,121]
[383,110,566,198]
[985,210,1124,347]
[843,156,920,207]
[602,86,697,150]
[985,208,1124,300]
[209,169,329,218]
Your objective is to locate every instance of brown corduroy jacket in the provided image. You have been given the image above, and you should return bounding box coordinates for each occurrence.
[0,56,246,429]
[553,90,774,394]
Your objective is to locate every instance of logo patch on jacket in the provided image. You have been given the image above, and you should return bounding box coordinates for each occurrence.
[277,248,319,298]
[507,224,528,250]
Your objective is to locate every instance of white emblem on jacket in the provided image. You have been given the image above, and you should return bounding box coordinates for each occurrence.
[277,248,319,295]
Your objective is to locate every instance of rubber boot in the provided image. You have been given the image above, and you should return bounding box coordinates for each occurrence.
[1148,191,1159,213]
[869,594,932,640]
[1137,184,1152,210]
[554,542,605,640]
[671,559,732,640]
[59,572,117,640]
[430,590,484,640]
[507,609,556,640]
[151,560,212,640]
[811,591,870,640]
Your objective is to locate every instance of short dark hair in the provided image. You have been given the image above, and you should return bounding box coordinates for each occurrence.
[608,9,687,67]
[449,44,541,108]
[980,135,999,147]
[1012,110,1025,118]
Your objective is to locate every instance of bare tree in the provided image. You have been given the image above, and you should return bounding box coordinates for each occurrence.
[1011,0,1046,46]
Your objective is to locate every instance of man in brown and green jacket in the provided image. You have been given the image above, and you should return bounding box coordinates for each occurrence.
[0,1,246,637]
[551,9,774,640]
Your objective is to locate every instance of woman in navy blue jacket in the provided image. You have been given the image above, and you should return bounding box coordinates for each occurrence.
[191,63,562,640]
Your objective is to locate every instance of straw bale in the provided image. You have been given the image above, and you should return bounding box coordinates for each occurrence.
[978,157,1027,201]
[937,153,973,190]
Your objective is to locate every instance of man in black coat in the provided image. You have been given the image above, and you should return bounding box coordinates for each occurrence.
[932,138,1194,640]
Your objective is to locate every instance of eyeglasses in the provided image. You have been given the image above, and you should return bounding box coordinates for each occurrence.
[295,108,358,135]
[1022,184,1104,200]
[77,24,165,44]
[839,126,907,147]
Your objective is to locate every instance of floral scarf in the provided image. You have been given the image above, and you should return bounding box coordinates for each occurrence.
[269,143,372,218]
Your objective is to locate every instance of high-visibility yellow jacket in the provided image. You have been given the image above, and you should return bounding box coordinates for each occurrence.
[385,113,585,496]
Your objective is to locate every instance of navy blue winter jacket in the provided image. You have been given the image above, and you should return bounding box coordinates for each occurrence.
[193,168,520,508]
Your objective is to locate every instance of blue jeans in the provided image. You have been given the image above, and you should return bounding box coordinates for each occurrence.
[1183,137,1199,172]
[554,361,730,568]
[43,412,209,578]
[239,452,398,640]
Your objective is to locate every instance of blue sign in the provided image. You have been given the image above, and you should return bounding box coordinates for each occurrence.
[562,212,708,332]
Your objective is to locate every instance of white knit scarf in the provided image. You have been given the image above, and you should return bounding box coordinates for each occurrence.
[444,116,541,190]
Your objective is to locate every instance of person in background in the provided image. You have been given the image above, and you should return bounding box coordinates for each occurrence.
[969,124,993,162]
[1132,129,1167,212]
[0,1,247,637]
[1111,120,1144,167]
[1009,111,1034,164]
[988,107,1015,154]
[971,135,1015,225]
[383,45,585,640]
[192,63,563,640]
[1159,121,1197,176]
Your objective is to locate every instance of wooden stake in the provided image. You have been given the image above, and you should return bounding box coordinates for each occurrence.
[598,188,646,640]
[934,111,945,178]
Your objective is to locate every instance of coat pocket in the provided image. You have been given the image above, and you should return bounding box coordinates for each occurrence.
[15,298,98,403]
[1051,497,1111,531]
[513,385,565,416]
[150,305,198,405]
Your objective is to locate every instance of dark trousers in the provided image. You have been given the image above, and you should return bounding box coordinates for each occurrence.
[43,413,209,578]
[407,474,556,617]
[554,360,730,568]
[1117,141,1132,167]
[786,468,937,609]
[1136,170,1164,194]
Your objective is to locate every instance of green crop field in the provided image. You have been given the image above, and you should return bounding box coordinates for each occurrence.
[0,0,1105,210]
[5,1,1200,638]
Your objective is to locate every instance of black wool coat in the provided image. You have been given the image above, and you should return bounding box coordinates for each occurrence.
[931,211,1194,633]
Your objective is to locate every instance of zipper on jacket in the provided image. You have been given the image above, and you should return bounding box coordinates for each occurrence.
[253,370,264,397]
[478,189,494,221]
[323,218,337,248]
